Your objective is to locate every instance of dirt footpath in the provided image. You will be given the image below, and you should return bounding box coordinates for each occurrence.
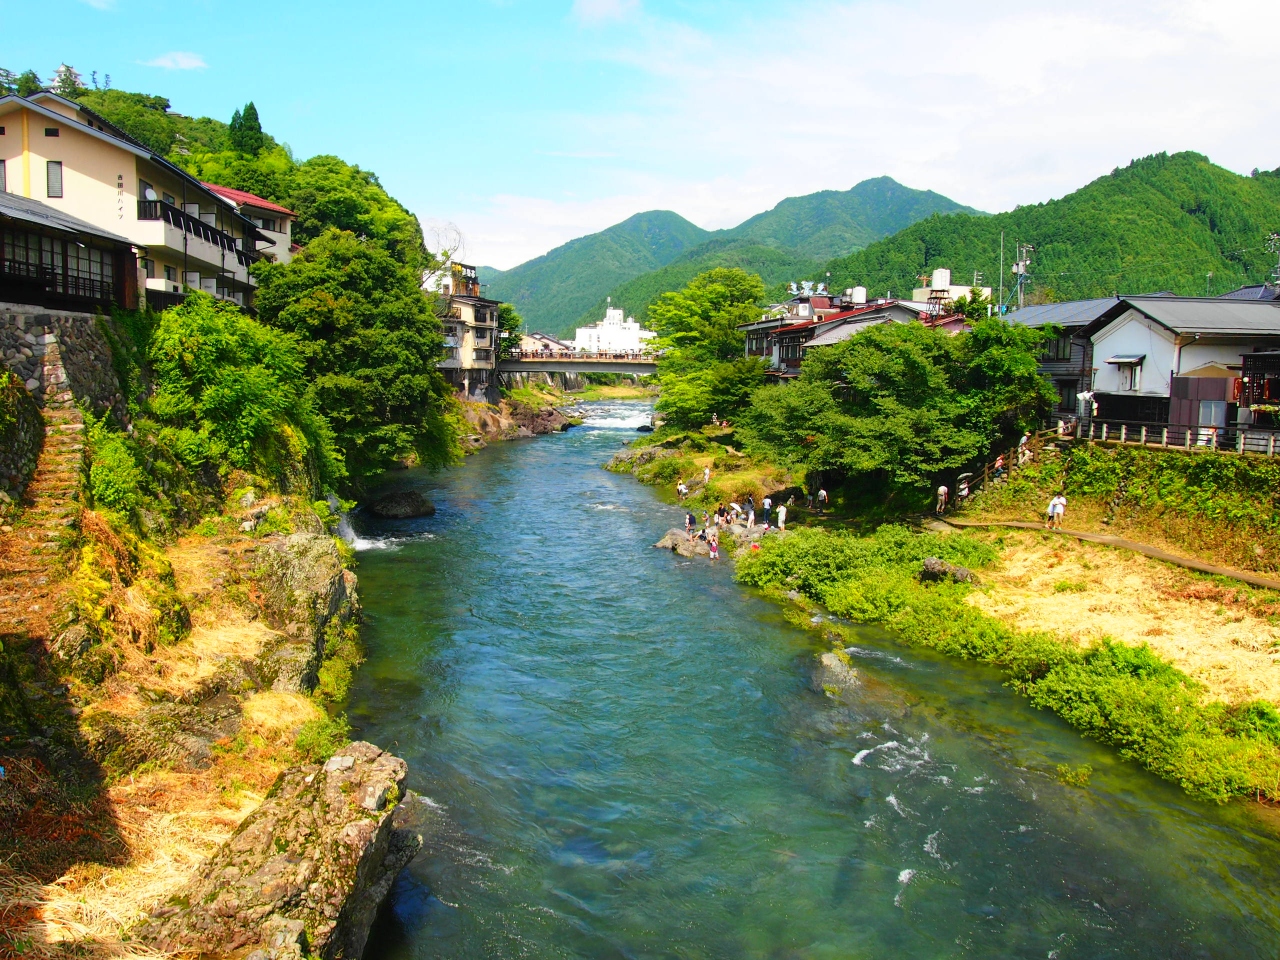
[968,530,1280,705]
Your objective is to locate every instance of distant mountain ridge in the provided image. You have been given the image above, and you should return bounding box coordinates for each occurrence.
[823,153,1280,305]
[483,177,979,335]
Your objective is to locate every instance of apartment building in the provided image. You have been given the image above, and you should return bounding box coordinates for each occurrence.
[203,183,296,264]
[0,91,267,311]
[438,262,500,395]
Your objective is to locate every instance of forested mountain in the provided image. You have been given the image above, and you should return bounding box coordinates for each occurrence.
[490,178,975,336]
[575,240,821,328]
[824,153,1280,304]
[481,211,713,333]
[728,176,981,261]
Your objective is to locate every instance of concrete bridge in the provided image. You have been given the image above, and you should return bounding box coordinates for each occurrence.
[496,352,658,376]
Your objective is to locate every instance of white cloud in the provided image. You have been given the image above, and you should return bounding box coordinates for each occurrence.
[141,51,208,70]
[78,0,115,9]
[456,0,1279,267]
[571,0,639,24]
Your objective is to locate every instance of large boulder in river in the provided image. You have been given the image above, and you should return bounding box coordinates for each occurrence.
[138,741,421,960]
[655,529,711,558]
[369,489,436,519]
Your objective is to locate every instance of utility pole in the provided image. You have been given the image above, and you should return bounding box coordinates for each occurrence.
[998,231,1005,314]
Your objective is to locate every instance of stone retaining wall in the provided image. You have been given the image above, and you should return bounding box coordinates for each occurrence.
[0,373,43,510]
[0,302,127,422]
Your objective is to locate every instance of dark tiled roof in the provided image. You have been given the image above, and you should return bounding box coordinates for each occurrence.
[1004,298,1121,328]
[1220,284,1280,301]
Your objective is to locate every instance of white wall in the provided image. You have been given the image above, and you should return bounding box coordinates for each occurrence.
[1090,310,1176,396]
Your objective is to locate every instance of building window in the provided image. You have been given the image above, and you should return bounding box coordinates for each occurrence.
[46,161,64,198]
[1122,364,1141,391]
[0,127,5,135]
[139,180,157,202]
[164,264,177,282]
[1042,334,1073,362]
[0,159,6,194]
[163,192,176,205]
[44,127,60,137]
[141,258,155,279]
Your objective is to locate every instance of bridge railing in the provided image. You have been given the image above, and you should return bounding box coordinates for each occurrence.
[506,349,658,362]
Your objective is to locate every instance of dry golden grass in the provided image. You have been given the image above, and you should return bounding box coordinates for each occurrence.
[969,530,1280,704]
[240,691,322,742]
[2,760,273,957]
[6,527,307,956]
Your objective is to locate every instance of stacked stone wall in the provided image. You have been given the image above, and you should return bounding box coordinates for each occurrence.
[0,373,43,511]
[0,303,127,423]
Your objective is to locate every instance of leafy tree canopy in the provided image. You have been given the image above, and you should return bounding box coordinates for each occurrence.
[497,304,523,360]
[253,229,459,486]
[737,319,1054,495]
[145,293,342,490]
[229,101,264,156]
[650,268,768,429]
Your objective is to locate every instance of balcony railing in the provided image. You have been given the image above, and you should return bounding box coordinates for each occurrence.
[137,200,262,265]
[2,256,113,304]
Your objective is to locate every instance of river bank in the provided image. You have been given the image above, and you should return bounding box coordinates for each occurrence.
[343,400,1280,958]
[0,481,419,956]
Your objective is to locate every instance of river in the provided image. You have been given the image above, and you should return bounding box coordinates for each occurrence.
[345,400,1280,959]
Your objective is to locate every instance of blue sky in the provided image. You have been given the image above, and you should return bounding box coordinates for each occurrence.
[6,0,1278,268]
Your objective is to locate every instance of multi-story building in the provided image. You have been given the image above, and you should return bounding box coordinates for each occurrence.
[438,262,500,394]
[0,91,267,311]
[1,190,138,311]
[572,304,656,354]
[202,183,297,264]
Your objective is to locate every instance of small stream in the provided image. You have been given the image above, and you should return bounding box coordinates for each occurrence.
[345,400,1280,959]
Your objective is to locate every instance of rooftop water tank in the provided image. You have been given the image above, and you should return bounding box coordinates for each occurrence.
[852,286,867,305]
[931,268,951,290]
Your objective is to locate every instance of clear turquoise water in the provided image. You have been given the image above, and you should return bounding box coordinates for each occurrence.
[347,401,1280,959]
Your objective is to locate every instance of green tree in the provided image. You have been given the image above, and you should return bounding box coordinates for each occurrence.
[0,69,18,95]
[229,101,264,156]
[950,286,993,322]
[252,229,460,486]
[16,69,43,97]
[497,303,523,360]
[286,155,428,271]
[738,318,1053,498]
[145,293,342,490]
[649,267,765,369]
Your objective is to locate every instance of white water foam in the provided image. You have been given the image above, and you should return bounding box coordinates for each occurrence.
[894,869,916,906]
[335,509,432,553]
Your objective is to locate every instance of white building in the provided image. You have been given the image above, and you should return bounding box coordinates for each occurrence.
[911,268,992,308]
[573,305,656,354]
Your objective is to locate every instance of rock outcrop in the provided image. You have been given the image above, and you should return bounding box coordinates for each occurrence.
[256,534,360,694]
[812,651,860,699]
[655,528,712,557]
[368,490,436,519]
[139,741,421,960]
[919,556,976,584]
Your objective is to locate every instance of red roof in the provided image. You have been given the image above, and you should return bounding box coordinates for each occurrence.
[818,301,924,324]
[202,182,296,217]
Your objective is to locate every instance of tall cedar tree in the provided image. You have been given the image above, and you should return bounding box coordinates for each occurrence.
[252,229,460,487]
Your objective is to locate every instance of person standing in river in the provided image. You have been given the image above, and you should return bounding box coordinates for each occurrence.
[685,510,696,535]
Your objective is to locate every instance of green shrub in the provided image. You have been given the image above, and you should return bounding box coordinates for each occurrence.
[85,413,146,518]
[294,713,350,762]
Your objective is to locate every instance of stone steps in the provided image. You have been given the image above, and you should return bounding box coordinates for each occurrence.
[0,403,88,640]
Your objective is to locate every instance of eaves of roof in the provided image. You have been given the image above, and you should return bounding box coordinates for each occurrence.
[1085,296,1280,339]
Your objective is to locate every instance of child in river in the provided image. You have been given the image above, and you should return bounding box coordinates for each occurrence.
[708,534,719,560]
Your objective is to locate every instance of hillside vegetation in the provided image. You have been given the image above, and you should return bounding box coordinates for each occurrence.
[824,153,1280,303]
[488,178,976,337]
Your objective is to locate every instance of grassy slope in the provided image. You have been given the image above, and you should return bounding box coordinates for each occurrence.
[737,525,1280,804]
[825,152,1280,302]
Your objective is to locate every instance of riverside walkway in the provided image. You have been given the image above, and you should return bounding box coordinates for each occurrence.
[940,518,1280,592]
